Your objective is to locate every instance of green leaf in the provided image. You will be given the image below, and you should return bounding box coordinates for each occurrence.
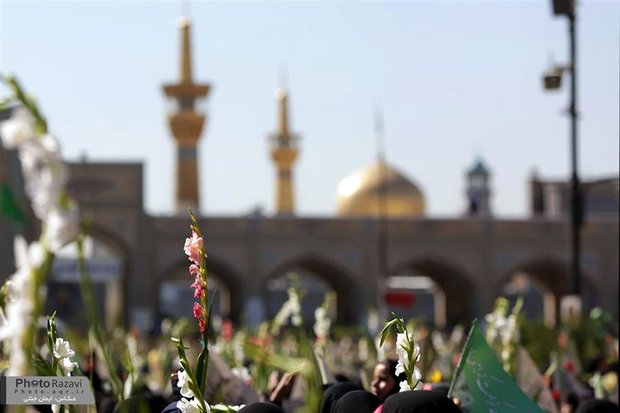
[32,353,55,376]
[204,289,217,342]
[0,280,9,309]
[379,318,399,348]
[194,346,210,395]
[77,225,125,402]
[3,75,48,134]
[243,340,310,374]
[46,313,59,373]
[0,182,26,225]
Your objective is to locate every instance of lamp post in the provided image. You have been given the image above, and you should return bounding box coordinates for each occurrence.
[544,0,583,315]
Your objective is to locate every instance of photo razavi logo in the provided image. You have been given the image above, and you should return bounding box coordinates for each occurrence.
[1,376,95,405]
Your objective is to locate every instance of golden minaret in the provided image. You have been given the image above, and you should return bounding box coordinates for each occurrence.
[162,16,210,214]
[269,88,299,216]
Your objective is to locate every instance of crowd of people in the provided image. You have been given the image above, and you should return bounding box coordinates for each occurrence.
[79,347,617,413]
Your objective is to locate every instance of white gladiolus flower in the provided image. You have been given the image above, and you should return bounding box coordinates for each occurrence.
[0,107,35,149]
[177,397,207,413]
[18,134,68,220]
[313,307,331,338]
[396,332,411,352]
[6,340,28,376]
[53,337,79,375]
[60,356,79,375]
[431,331,447,355]
[450,325,464,345]
[413,367,422,384]
[288,288,302,322]
[0,80,81,378]
[14,235,45,276]
[395,332,411,370]
[44,205,80,252]
[123,375,133,399]
[384,320,423,393]
[0,293,30,374]
[485,298,522,373]
[212,404,245,412]
[314,307,326,321]
[412,342,421,363]
[271,286,304,333]
[272,301,293,333]
[0,236,44,374]
[231,367,252,384]
[53,338,75,359]
[177,370,195,398]
[399,381,411,392]
[0,283,32,338]
[0,228,45,378]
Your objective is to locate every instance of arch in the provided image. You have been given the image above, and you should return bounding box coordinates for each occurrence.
[391,256,476,326]
[158,255,243,323]
[496,255,597,325]
[88,224,132,329]
[87,224,133,260]
[262,254,359,324]
[48,224,130,330]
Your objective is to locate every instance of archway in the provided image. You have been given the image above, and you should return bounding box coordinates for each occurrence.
[501,271,554,325]
[391,258,475,327]
[48,231,126,332]
[158,256,242,324]
[385,273,445,328]
[263,255,357,325]
[498,257,597,326]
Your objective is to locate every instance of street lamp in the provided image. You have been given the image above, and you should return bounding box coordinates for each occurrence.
[543,0,583,318]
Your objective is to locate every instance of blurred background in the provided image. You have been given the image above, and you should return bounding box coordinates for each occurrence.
[1,1,618,334]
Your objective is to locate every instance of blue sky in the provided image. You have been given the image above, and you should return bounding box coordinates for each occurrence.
[1,1,618,218]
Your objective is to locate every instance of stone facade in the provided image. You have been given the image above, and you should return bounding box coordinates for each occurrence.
[2,156,617,330]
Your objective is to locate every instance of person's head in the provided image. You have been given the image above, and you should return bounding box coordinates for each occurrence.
[382,390,462,413]
[320,382,363,413]
[371,360,405,402]
[561,391,580,413]
[332,390,382,413]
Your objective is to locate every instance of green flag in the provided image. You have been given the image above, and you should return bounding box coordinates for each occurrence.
[448,320,544,413]
[0,181,25,224]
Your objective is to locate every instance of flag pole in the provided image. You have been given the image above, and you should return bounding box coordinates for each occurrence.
[448,319,478,398]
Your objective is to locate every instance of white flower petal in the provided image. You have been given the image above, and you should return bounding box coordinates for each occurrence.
[399,381,411,392]
[177,370,195,399]
[0,108,35,149]
[45,205,80,252]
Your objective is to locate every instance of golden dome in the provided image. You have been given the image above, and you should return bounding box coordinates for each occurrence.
[337,161,425,217]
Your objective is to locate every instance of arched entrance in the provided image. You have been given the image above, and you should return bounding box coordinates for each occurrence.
[391,258,474,327]
[158,256,242,324]
[498,258,597,326]
[501,271,554,325]
[263,255,357,325]
[48,233,124,331]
